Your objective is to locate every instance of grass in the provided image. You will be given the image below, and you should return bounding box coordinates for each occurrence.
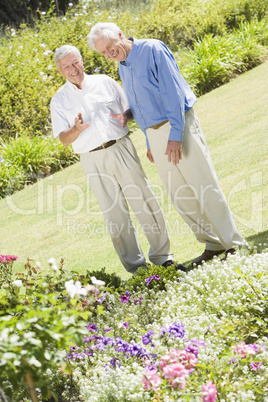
[0,62,267,279]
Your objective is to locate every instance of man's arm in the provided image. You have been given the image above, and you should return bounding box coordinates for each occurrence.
[59,113,90,147]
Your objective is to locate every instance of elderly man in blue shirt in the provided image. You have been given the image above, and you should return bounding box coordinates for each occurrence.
[87,23,246,266]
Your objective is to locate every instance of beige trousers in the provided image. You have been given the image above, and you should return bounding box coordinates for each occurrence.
[80,135,173,273]
[146,108,244,251]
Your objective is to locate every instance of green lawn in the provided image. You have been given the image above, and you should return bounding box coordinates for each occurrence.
[1,62,267,279]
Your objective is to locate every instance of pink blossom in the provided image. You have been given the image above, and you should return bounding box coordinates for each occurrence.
[170,376,187,390]
[0,255,18,264]
[232,342,257,358]
[176,350,197,369]
[201,381,217,402]
[250,361,262,371]
[159,354,171,370]
[162,363,188,380]
[160,348,197,370]
[142,370,162,390]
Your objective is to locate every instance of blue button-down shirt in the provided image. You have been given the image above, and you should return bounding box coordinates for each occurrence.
[119,38,197,146]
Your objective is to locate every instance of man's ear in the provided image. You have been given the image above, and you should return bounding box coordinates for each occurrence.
[57,66,62,74]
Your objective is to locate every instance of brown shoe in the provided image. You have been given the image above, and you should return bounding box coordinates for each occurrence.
[192,249,224,266]
[221,248,236,261]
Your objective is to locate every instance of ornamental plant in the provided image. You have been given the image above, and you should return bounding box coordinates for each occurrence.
[0,256,108,401]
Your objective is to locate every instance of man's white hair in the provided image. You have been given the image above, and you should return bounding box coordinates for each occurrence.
[54,45,81,68]
[87,22,124,51]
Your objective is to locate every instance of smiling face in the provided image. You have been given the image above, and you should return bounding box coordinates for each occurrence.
[57,52,84,89]
[94,32,132,62]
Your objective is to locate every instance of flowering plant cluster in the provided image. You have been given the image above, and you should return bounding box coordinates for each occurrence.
[1,249,268,401]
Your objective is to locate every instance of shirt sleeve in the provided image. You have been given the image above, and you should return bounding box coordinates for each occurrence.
[50,97,70,139]
[152,42,187,142]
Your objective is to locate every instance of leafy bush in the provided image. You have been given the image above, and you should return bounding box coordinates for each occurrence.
[126,264,182,292]
[85,267,122,291]
[180,21,268,95]
[0,135,79,198]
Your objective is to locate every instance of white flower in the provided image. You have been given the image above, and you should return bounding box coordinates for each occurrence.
[65,280,87,299]
[40,43,46,48]
[91,276,105,286]
[85,284,97,292]
[47,257,58,271]
[43,50,52,56]
[0,328,9,342]
[13,280,23,287]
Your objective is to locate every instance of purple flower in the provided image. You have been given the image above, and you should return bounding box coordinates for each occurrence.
[104,328,113,333]
[134,297,143,305]
[120,291,131,303]
[145,275,161,286]
[87,323,98,332]
[250,361,262,371]
[185,344,199,358]
[142,330,155,347]
[190,339,206,348]
[123,321,129,330]
[109,357,120,368]
[160,322,185,339]
[228,358,236,364]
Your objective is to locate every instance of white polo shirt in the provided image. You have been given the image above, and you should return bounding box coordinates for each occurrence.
[50,74,129,153]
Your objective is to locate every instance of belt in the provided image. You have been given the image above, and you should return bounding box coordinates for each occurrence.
[90,140,117,152]
[149,120,169,130]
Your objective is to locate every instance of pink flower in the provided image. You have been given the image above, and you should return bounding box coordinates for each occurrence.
[142,370,162,390]
[201,381,217,402]
[162,363,188,380]
[159,354,171,370]
[176,350,197,369]
[250,361,262,371]
[232,342,257,358]
[170,376,187,390]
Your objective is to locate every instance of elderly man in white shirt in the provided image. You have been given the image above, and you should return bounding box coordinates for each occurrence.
[50,45,185,274]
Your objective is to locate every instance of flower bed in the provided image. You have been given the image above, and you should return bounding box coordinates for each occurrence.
[0,248,268,401]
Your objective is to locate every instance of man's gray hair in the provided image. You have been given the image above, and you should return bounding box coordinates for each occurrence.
[54,45,81,68]
[87,22,124,51]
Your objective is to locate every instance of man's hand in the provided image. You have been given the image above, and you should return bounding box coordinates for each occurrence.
[59,113,90,147]
[110,113,127,128]
[75,112,90,132]
[110,109,133,128]
[147,149,154,163]
[165,140,182,165]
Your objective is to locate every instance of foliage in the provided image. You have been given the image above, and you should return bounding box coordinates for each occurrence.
[0,135,79,198]
[0,255,107,401]
[126,264,182,292]
[180,21,268,95]
[85,267,122,291]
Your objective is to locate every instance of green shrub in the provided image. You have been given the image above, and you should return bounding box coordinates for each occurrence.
[0,163,25,198]
[0,135,79,198]
[126,264,183,292]
[85,267,122,291]
[179,23,268,95]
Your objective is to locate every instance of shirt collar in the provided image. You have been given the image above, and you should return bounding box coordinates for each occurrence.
[120,37,137,66]
[66,74,88,91]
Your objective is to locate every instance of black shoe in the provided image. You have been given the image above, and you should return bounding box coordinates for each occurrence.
[162,260,187,272]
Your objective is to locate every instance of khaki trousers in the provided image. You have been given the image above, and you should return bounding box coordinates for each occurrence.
[146,108,244,251]
[80,135,173,273]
